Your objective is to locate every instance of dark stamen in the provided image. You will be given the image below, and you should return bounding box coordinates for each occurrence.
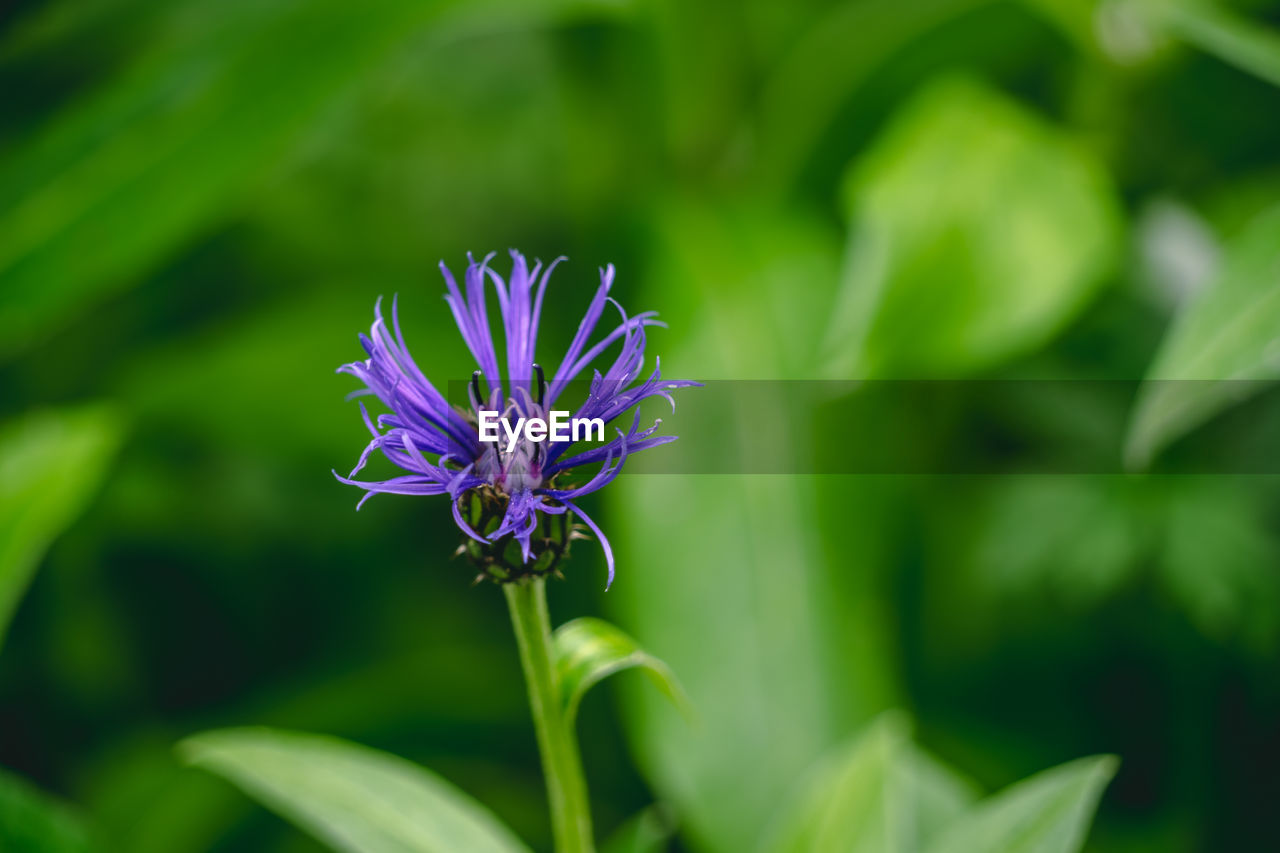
[534,363,546,405]
[470,370,485,408]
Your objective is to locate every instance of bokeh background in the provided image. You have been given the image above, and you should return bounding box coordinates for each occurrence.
[3,0,1280,850]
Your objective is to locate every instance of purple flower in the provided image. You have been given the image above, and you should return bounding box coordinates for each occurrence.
[336,251,696,587]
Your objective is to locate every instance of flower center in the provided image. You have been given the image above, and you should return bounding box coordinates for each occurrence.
[475,397,547,493]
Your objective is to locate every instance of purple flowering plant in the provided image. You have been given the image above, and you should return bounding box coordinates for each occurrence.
[336,250,696,588]
[332,250,695,853]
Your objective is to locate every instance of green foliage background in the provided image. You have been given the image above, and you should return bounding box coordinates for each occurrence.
[2,0,1280,850]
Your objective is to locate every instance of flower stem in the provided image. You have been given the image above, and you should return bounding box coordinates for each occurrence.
[504,576,594,853]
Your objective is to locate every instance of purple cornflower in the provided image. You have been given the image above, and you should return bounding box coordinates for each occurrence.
[336,251,696,587]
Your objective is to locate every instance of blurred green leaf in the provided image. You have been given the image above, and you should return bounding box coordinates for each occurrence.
[760,714,913,853]
[0,766,91,853]
[1149,0,1280,88]
[600,804,676,853]
[610,198,899,853]
[754,0,994,193]
[0,0,631,362]
[966,476,1279,649]
[760,714,979,853]
[971,477,1145,607]
[614,471,857,852]
[923,755,1117,853]
[180,728,530,853]
[905,745,983,849]
[1126,204,1280,466]
[825,76,1122,378]
[1159,479,1279,648]
[0,404,124,651]
[552,617,688,726]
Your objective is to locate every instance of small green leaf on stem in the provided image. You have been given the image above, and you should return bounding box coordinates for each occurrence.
[552,617,690,726]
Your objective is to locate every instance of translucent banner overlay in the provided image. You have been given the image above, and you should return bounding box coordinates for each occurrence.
[441,379,1280,475]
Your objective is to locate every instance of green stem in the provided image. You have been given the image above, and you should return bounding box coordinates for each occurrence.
[504,576,594,853]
